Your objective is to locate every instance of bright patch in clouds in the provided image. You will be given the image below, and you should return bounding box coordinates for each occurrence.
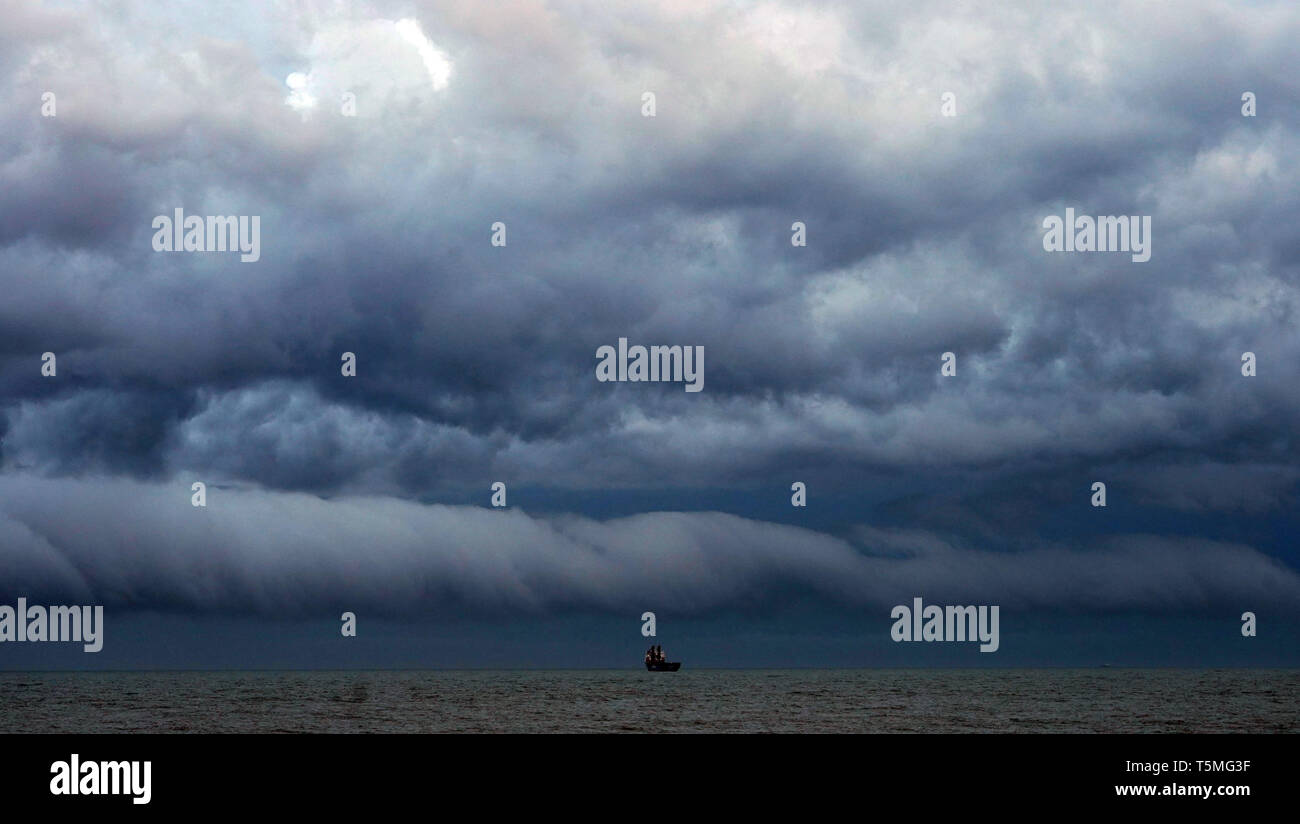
[282,17,452,115]
[395,18,452,90]
[284,71,316,112]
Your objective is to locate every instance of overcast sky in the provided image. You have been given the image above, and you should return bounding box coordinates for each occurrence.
[1,0,1298,668]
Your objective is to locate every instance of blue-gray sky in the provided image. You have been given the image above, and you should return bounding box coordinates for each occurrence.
[1,0,1298,668]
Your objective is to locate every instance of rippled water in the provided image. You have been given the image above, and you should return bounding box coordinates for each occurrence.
[0,669,1295,733]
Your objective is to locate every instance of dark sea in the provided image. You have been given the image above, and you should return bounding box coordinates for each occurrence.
[1,669,1295,733]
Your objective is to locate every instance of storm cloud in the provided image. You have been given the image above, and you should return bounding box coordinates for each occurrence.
[1,1,1298,659]
[0,475,1295,618]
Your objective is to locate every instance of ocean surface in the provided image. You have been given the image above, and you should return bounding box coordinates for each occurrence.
[1,669,1295,733]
